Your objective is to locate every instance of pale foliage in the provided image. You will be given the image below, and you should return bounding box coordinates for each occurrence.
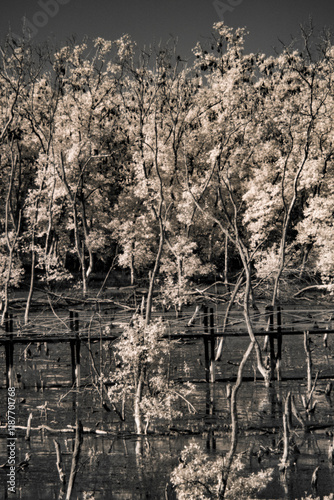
[170,443,273,499]
[0,243,24,298]
[107,315,194,432]
[301,496,334,500]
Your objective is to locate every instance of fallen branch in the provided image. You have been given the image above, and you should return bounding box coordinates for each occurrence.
[294,284,334,297]
[0,424,110,435]
[54,439,66,485]
[291,395,306,429]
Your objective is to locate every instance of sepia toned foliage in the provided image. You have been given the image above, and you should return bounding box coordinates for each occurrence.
[1,23,334,311]
[107,315,194,434]
[170,443,273,500]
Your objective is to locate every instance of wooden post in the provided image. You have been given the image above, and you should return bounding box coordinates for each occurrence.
[70,311,81,388]
[304,331,312,396]
[70,311,75,386]
[140,294,146,318]
[5,313,14,389]
[203,306,210,382]
[70,338,75,387]
[75,312,80,388]
[209,308,216,383]
[276,306,282,381]
[70,311,76,388]
[266,305,275,380]
[69,310,73,331]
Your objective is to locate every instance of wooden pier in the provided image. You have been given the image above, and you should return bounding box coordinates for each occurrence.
[1,306,334,388]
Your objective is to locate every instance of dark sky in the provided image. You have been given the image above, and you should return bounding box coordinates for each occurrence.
[1,0,334,57]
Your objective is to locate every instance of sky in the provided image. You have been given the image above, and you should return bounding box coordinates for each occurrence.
[1,0,334,57]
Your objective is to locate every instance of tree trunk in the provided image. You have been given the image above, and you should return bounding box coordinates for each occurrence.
[81,195,93,279]
[218,341,254,499]
[134,371,145,434]
[145,217,164,326]
[65,419,83,500]
[299,243,312,279]
[176,257,183,318]
[81,240,87,297]
[2,248,13,325]
[224,233,229,290]
[281,393,291,468]
[239,243,270,386]
[304,331,313,396]
[216,273,244,361]
[24,238,35,325]
[130,251,135,286]
[2,158,22,325]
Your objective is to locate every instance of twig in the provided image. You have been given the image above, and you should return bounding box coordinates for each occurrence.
[172,390,197,414]
[53,439,66,485]
[25,413,33,441]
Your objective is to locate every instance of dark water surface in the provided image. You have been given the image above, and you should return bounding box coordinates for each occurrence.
[1,304,334,499]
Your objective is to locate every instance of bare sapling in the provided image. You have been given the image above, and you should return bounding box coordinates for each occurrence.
[302,332,318,414]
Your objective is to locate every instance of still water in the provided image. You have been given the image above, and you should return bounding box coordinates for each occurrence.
[1,309,334,499]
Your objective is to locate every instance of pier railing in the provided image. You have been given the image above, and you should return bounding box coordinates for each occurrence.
[1,306,334,388]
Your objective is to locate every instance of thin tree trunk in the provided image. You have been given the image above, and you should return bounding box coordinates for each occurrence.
[271,122,312,308]
[24,232,35,325]
[218,341,254,499]
[145,216,164,326]
[65,419,83,500]
[177,257,183,318]
[53,439,66,485]
[238,241,270,385]
[81,195,93,279]
[81,240,87,296]
[224,233,229,289]
[2,156,21,325]
[130,248,135,286]
[299,244,312,279]
[216,272,244,361]
[59,153,87,296]
[304,331,312,396]
[134,371,145,434]
[2,248,14,325]
[281,393,291,468]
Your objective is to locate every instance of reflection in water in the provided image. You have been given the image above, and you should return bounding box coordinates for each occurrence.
[64,418,83,500]
[1,330,334,498]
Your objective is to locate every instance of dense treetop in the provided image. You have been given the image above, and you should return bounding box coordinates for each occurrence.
[1,22,334,309]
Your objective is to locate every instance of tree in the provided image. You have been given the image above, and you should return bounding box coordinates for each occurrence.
[0,37,44,322]
[171,444,273,500]
[46,38,126,294]
[115,42,200,323]
[107,315,194,434]
[183,22,272,383]
[243,25,334,305]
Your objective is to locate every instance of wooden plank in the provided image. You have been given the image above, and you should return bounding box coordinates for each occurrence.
[0,327,334,344]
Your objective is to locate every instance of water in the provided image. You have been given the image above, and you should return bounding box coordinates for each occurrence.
[1,305,334,499]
